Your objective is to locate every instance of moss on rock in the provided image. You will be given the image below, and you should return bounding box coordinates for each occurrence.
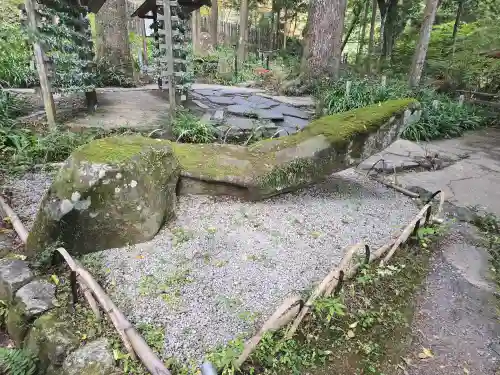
[26,136,181,257]
[24,313,80,373]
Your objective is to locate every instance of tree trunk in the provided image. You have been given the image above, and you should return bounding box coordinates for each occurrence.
[381,0,397,61]
[210,0,218,47]
[356,1,369,65]
[236,0,249,64]
[301,0,347,80]
[366,0,377,71]
[192,9,201,54]
[341,3,363,52]
[95,0,132,75]
[283,8,287,50]
[408,0,440,88]
[451,0,463,56]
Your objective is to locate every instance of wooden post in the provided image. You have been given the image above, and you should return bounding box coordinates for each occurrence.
[160,0,176,116]
[381,75,387,87]
[24,0,56,128]
[458,94,464,107]
[345,80,352,97]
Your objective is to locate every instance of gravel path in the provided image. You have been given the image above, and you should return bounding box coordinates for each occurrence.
[2,168,420,363]
[2,172,55,230]
[92,169,418,363]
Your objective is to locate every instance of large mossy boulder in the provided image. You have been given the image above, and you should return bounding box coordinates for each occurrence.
[175,99,421,200]
[26,136,180,256]
[24,313,80,372]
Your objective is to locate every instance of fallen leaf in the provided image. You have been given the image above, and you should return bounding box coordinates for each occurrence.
[418,347,433,359]
[463,368,469,374]
[347,330,355,338]
[136,255,144,259]
[50,274,60,286]
[349,321,358,329]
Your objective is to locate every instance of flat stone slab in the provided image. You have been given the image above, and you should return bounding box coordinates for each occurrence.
[207,96,234,105]
[224,116,257,130]
[274,104,310,119]
[282,115,310,131]
[0,259,34,302]
[15,279,55,317]
[226,105,259,117]
[192,100,210,110]
[247,95,280,108]
[257,93,315,107]
[213,110,224,122]
[193,89,218,96]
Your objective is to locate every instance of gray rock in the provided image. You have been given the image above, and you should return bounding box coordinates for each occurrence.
[225,116,257,130]
[247,95,279,108]
[193,89,216,96]
[274,104,310,119]
[15,279,55,316]
[6,279,55,345]
[0,259,34,302]
[257,94,315,107]
[282,116,310,131]
[206,96,234,105]
[25,313,80,371]
[227,105,258,117]
[201,112,212,123]
[26,136,180,257]
[255,109,284,120]
[191,100,210,110]
[62,338,116,375]
[213,110,225,122]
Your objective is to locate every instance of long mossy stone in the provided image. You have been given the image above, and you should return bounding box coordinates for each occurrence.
[26,136,181,257]
[174,99,421,200]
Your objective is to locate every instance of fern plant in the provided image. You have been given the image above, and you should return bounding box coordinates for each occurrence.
[0,348,38,375]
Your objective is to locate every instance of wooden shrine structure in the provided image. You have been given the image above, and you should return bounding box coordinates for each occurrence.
[23,0,208,127]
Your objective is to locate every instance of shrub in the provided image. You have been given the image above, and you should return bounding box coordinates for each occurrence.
[171,109,216,144]
[314,76,489,142]
[94,58,136,88]
[0,348,38,375]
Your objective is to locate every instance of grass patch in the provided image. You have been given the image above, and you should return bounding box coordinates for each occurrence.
[314,76,493,142]
[471,212,500,288]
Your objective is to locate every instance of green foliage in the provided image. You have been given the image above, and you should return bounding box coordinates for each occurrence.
[94,57,136,88]
[0,348,38,375]
[206,337,245,375]
[171,109,216,144]
[392,20,500,92]
[471,212,500,287]
[0,0,37,88]
[315,76,489,141]
[137,323,165,355]
[0,121,107,174]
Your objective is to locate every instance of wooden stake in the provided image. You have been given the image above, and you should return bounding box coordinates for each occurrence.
[24,0,56,128]
[162,0,176,118]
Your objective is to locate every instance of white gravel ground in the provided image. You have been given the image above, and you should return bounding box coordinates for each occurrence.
[94,169,418,363]
[2,172,55,230]
[2,168,419,364]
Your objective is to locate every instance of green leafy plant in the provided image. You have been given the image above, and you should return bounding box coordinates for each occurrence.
[171,109,216,144]
[314,297,346,322]
[0,348,38,375]
[206,337,245,375]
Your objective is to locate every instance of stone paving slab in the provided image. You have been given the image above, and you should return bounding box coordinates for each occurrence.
[371,128,500,215]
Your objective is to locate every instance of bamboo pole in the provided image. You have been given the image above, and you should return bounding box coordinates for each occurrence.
[234,295,301,368]
[0,196,28,243]
[0,196,170,375]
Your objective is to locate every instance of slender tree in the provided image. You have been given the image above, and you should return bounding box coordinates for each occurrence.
[95,0,132,75]
[451,0,463,55]
[236,0,250,64]
[408,0,440,87]
[356,0,370,65]
[301,0,347,79]
[210,0,219,47]
[341,1,364,52]
[366,0,377,71]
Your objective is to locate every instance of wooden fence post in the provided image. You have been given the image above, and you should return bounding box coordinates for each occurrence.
[24,0,57,128]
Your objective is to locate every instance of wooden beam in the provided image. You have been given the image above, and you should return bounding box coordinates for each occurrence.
[161,0,176,117]
[24,0,57,128]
